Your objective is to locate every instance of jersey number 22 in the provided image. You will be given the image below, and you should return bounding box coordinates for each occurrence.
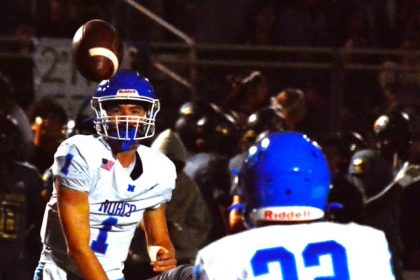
[251,240,350,279]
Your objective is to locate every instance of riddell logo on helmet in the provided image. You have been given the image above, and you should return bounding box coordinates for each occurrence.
[117,89,138,95]
[264,210,311,221]
[251,207,324,222]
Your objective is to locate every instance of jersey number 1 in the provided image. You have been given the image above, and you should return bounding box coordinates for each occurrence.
[91,217,118,254]
[251,240,350,279]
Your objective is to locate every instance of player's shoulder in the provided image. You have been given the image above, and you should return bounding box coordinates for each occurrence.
[346,222,387,236]
[138,144,175,169]
[319,221,388,240]
[349,149,392,176]
[60,134,100,146]
[57,135,106,154]
[351,148,382,162]
[14,160,39,173]
[198,228,251,256]
[54,135,110,167]
[9,161,42,185]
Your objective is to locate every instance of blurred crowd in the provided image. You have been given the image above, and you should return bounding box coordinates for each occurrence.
[0,0,419,130]
[1,0,419,46]
[1,67,419,279]
[0,0,419,279]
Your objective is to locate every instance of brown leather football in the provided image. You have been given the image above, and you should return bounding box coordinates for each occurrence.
[72,19,123,82]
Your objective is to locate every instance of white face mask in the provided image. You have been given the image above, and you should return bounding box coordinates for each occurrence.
[91,97,160,141]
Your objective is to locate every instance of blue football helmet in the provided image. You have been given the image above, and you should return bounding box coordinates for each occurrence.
[240,132,331,224]
[91,70,160,142]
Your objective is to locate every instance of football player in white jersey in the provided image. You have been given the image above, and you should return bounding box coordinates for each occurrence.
[194,132,395,280]
[33,70,182,280]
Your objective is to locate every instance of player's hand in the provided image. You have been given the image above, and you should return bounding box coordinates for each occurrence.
[228,199,246,234]
[395,163,420,188]
[229,209,246,234]
[150,246,177,272]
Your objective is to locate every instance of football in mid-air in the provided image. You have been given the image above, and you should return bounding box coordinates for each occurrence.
[72,19,123,82]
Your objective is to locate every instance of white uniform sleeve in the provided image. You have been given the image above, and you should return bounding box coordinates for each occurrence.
[145,146,177,207]
[158,177,175,203]
[51,139,92,192]
[193,257,210,280]
[153,166,176,208]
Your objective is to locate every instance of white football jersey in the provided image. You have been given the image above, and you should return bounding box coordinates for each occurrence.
[194,222,395,280]
[39,135,176,279]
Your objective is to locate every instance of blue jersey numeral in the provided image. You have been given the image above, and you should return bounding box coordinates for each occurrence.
[91,217,118,254]
[252,247,298,280]
[303,240,350,279]
[60,153,74,175]
[251,240,350,279]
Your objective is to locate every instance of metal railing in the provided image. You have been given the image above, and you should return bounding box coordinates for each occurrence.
[1,33,419,133]
[122,0,198,98]
[144,42,419,132]
[148,42,420,72]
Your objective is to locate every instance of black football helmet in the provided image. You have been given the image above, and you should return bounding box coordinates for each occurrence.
[195,111,240,156]
[246,107,285,135]
[318,131,368,173]
[332,131,367,161]
[174,100,223,153]
[177,100,221,118]
[373,110,412,161]
[239,107,284,151]
[0,114,21,162]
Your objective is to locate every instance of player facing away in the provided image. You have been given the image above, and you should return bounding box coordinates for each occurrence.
[34,70,179,280]
[193,132,395,280]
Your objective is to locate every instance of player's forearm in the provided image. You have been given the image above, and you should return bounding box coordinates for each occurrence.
[147,235,174,248]
[145,228,177,272]
[68,246,109,280]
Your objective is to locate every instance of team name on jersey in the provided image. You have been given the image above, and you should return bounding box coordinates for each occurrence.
[98,200,137,217]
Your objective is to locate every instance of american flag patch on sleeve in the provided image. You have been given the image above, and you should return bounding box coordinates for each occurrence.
[101,158,115,171]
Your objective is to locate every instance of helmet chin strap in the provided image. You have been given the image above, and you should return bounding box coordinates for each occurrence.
[121,139,137,152]
[110,127,138,152]
[121,127,138,152]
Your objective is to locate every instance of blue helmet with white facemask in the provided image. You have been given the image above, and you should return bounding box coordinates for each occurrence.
[91,70,160,144]
[240,132,330,224]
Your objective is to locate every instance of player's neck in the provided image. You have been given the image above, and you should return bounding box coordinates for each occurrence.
[116,150,137,168]
[106,138,140,167]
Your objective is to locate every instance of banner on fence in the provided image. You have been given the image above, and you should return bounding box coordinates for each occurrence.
[33,38,131,118]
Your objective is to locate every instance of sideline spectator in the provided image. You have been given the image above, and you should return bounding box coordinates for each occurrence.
[223,71,269,128]
[348,110,415,280]
[27,97,68,175]
[0,112,44,280]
